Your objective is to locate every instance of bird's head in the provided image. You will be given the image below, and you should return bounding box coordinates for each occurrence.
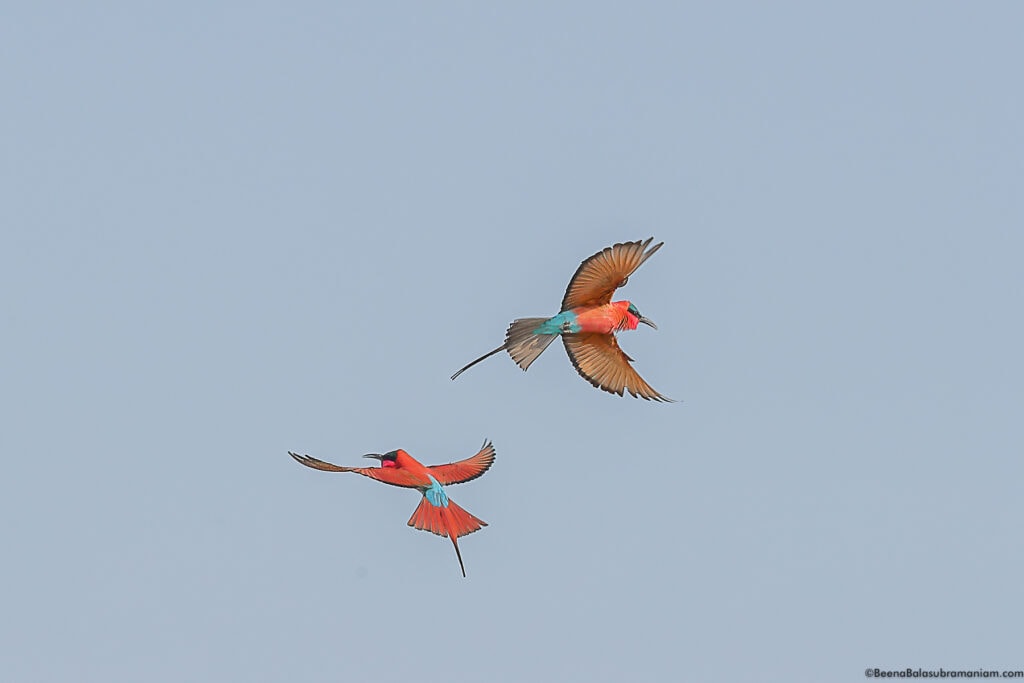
[363,449,402,468]
[625,302,657,330]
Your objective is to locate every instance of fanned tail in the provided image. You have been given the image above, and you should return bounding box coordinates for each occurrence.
[504,317,557,371]
[408,496,488,577]
[450,317,557,380]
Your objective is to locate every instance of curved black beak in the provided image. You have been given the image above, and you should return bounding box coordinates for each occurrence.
[639,315,657,330]
[362,453,383,461]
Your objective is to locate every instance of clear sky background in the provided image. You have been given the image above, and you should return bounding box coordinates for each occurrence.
[3,3,1022,682]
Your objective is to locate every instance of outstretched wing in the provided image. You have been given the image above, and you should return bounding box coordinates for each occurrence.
[428,440,497,486]
[562,333,673,402]
[561,238,663,311]
[288,452,421,488]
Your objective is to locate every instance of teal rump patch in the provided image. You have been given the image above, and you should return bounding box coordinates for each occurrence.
[425,476,449,508]
[533,311,581,335]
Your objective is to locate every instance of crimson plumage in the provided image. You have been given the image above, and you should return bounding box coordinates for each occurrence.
[289,440,495,577]
[451,238,672,401]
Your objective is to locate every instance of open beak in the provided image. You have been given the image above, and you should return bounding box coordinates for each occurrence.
[362,454,383,461]
[639,315,657,330]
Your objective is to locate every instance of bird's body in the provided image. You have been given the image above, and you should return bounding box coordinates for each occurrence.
[451,238,672,401]
[529,302,647,337]
[289,441,495,577]
[571,301,647,334]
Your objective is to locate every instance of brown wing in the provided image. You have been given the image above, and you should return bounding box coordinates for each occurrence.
[288,452,421,488]
[428,440,496,486]
[561,238,664,311]
[561,333,673,401]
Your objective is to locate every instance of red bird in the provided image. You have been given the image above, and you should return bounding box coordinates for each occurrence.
[451,238,672,401]
[288,441,495,577]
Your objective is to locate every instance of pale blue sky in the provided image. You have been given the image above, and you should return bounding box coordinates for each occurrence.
[3,3,1023,682]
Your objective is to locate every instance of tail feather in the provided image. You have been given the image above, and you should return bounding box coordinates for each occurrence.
[408,496,487,577]
[408,497,487,539]
[451,317,557,380]
[504,317,558,371]
[450,345,504,380]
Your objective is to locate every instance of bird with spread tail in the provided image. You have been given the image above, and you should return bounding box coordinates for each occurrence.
[288,440,495,577]
[451,237,672,401]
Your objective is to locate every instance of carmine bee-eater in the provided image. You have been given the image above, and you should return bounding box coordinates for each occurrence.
[288,440,495,577]
[451,237,672,401]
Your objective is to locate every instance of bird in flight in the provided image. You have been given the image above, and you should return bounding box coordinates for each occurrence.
[451,238,672,401]
[288,440,495,577]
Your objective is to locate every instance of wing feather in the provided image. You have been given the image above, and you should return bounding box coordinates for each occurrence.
[429,440,497,486]
[288,452,421,488]
[561,334,673,402]
[561,238,663,311]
